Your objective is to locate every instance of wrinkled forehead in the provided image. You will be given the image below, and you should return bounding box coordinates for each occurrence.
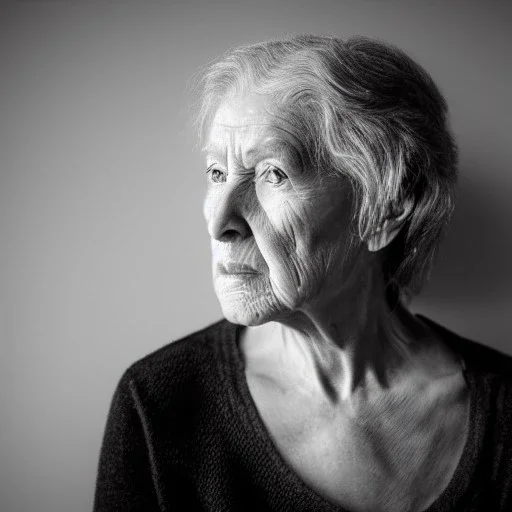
[203,93,307,165]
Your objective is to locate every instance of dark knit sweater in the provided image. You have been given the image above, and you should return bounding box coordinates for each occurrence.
[93,317,512,511]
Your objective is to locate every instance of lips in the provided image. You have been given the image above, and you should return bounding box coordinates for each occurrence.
[218,262,259,275]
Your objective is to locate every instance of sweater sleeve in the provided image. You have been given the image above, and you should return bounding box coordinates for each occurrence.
[93,369,161,511]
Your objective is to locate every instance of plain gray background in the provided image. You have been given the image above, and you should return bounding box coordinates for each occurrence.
[1,0,511,511]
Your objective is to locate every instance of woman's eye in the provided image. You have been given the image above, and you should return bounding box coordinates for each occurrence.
[264,166,287,186]
[207,168,227,183]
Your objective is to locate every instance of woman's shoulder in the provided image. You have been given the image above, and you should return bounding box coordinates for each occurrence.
[128,318,231,371]
[117,318,237,411]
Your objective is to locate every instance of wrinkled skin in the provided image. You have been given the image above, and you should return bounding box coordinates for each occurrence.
[202,93,470,512]
[203,93,363,326]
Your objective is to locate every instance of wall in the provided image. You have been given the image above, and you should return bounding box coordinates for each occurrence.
[1,1,510,510]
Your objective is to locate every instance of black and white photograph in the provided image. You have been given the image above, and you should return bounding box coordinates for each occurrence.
[1,1,511,511]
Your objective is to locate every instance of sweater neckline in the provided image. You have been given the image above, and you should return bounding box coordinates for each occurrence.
[217,316,485,512]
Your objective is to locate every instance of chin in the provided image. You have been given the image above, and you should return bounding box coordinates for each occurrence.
[221,307,262,326]
[217,296,277,326]
[215,277,283,326]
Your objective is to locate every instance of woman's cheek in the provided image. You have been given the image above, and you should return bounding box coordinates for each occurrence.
[253,202,320,308]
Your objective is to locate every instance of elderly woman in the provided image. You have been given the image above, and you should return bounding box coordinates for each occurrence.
[94,35,512,511]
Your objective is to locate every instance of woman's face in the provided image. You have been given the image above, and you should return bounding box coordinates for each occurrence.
[203,93,358,326]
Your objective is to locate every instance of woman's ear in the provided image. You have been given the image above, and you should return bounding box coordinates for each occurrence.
[367,197,414,252]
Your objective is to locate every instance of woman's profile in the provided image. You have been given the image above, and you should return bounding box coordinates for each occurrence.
[93,35,512,511]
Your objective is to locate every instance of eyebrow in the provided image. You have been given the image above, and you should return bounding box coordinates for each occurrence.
[203,137,304,171]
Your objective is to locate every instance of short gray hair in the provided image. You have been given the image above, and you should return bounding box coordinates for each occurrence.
[194,34,458,298]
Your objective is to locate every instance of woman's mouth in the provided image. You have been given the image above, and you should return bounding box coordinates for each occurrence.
[218,262,260,275]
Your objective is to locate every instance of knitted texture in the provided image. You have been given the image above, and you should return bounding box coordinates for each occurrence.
[93,318,512,511]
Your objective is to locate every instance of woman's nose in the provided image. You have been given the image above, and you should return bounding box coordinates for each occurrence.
[205,185,252,242]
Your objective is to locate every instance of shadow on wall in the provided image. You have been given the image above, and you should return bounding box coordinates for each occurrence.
[426,167,511,302]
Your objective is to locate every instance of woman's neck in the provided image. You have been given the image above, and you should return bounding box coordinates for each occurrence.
[240,266,456,406]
